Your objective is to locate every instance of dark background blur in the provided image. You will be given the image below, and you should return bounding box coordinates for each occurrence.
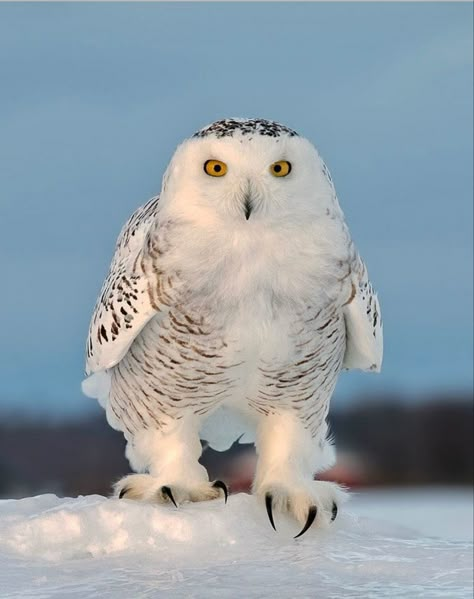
[0,3,472,499]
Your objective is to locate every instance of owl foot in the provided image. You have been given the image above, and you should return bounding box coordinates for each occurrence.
[256,480,347,538]
[155,480,228,506]
[114,474,228,506]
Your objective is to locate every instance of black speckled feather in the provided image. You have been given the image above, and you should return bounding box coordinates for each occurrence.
[193,118,299,139]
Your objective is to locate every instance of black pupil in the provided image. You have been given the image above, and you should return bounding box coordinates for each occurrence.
[274,164,282,173]
[214,164,221,172]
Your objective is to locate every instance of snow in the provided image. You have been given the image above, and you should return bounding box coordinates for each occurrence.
[0,492,472,598]
[350,487,474,543]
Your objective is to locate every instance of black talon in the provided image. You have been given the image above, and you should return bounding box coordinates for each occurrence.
[331,502,338,522]
[161,486,178,508]
[118,486,129,499]
[212,480,228,504]
[265,493,277,531]
[294,505,317,539]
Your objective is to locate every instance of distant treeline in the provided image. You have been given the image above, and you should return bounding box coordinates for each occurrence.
[330,395,473,486]
[0,393,472,498]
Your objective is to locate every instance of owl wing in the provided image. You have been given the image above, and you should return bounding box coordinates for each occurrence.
[342,247,383,372]
[85,196,162,376]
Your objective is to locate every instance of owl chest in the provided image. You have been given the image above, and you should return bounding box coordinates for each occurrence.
[167,288,343,380]
[129,285,344,422]
[173,234,328,318]
[147,226,346,392]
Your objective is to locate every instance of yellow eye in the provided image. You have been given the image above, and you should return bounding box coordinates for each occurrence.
[204,159,227,177]
[270,160,292,177]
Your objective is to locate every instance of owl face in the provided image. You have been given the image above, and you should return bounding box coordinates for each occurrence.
[160,119,336,224]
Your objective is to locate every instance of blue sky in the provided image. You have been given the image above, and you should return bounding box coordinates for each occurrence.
[0,3,472,417]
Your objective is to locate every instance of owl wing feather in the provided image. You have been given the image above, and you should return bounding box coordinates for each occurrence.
[85,196,162,376]
[342,245,383,372]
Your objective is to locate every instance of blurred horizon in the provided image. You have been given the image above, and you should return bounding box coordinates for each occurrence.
[0,2,472,418]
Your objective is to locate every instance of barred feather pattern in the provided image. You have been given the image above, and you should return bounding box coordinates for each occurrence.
[106,249,348,442]
[351,247,382,336]
[85,197,163,373]
[85,194,380,450]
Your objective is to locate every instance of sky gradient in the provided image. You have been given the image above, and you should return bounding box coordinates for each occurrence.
[0,3,472,417]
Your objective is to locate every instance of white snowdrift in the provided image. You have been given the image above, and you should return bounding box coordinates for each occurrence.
[0,493,472,598]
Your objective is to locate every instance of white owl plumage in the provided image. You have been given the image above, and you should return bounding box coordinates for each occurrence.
[82,118,382,536]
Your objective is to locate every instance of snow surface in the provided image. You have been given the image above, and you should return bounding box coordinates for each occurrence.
[0,492,472,598]
[350,487,474,543]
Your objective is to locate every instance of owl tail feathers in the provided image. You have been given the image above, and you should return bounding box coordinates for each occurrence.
[81,370,111,409]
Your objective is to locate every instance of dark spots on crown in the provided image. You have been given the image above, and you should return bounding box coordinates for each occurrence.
[193,118,299,140]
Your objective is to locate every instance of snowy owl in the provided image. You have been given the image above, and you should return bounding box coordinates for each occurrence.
[82,118,383,538]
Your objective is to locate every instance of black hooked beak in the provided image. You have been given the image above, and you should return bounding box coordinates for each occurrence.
[244,196,252,220]
[243,184,254,220]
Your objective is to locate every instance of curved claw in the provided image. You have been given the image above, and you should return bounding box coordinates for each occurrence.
[294,505,317,539]
[265,493,277,531]
[161,486,178,508]
[331,502,338,522]
[212,480,228,504]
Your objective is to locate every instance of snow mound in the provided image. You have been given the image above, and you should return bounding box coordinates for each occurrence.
[0,493,472,598]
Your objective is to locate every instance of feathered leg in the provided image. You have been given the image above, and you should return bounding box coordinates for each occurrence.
[252,412,348,536]
[114,416,227,505]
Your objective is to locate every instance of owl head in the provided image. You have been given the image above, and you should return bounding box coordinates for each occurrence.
[159,118,339,225]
